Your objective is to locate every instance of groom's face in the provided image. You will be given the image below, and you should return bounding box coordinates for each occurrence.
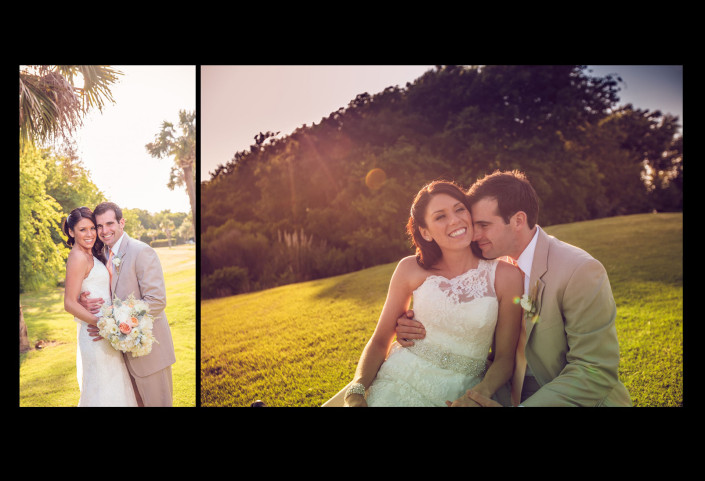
[95,209,125,248]
[470,197,518,259]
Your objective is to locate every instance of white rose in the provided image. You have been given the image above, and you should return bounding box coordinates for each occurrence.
[114,304,131,324]
[520,294,533,312]
[134,300,149,313]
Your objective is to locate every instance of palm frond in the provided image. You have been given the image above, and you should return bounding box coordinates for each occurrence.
[19,65,122,145]
[19,69,82,144]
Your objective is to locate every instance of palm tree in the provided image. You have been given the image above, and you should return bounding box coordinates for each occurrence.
[160,219,176,247]
[19,65,121,352]
[19,65,122,145]
[145,110,196,222]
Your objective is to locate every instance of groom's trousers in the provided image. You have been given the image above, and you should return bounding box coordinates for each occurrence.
[127,365,173,407]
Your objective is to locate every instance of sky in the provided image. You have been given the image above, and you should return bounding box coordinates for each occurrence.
[200,65,683,181]
[200,65,434,180]
[71,65,195,214]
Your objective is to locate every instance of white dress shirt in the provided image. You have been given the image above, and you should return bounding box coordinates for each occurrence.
[514,227,539,295]
[110,233,125,259]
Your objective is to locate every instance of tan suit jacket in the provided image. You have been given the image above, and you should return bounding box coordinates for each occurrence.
[496,227,631,406]
[111,233,176,378]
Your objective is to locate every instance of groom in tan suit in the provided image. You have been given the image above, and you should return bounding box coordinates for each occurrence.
[397,171,631,407]
[81,202,176,407]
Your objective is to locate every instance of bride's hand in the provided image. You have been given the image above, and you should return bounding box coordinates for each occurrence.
[344,394,368,407]
[446,392,482,407]
[465,389,503,407]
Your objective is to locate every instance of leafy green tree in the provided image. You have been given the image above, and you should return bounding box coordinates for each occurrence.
[177,216,194,242]
[45,141,106,213]
[19,143,69,292]
[122,208,147,241]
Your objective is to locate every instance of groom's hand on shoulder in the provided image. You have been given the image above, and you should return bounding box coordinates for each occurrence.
[79,291,104,314]
[395,310,426,347]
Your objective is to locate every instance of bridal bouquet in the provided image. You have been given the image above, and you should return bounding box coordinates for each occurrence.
[97,293,158,357]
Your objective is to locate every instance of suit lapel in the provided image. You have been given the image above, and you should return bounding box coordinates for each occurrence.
[111,233,130,295]
[526,226,548,340]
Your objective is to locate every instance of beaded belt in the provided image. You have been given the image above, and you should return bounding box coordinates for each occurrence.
[405,341,487,377]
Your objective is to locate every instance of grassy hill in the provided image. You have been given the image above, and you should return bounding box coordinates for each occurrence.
[19,244,196,407]
[201,213,683,407]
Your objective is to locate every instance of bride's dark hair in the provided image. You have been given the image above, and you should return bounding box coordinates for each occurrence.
[62,206,107,264]
[406,180,484,270]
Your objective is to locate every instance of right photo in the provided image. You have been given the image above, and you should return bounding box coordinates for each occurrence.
[199,65,683,407]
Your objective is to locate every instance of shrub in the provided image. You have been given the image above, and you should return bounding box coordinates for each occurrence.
[202,266,250,299]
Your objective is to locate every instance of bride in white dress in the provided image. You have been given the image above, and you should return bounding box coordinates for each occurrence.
[344,181,524,407]
[62,207,137,407]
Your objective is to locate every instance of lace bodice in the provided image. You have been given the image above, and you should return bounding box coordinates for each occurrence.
[410,258,499,360]
[365,259,499,406]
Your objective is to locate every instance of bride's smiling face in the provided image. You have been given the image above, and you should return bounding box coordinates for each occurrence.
[420,193,473,251]
[69,218,97,251]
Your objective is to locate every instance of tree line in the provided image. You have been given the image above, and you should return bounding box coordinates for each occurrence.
[19,141,193,293]
[202,65,681,298]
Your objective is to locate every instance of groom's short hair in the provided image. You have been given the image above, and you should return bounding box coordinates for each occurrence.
[467,170,539,228]
[94,201,123,221]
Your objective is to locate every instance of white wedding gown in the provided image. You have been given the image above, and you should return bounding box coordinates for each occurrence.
[75,257,137,407]
[366,259,499,406]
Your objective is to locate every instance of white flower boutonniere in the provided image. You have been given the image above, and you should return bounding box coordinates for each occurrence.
[516,280,540,324]
[112,254,123,274]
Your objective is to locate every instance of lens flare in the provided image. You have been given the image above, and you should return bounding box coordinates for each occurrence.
[365,168,387,190]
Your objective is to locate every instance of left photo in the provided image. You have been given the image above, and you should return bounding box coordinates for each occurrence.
[19,65,196,407]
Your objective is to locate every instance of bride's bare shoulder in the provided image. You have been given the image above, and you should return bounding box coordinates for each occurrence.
[65,249,92,276]
[396,255,421,271]
[394,255,429,284]
[66,248,86,264]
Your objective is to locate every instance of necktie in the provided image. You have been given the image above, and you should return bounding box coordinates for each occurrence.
[108,250,114,289]
[510,257,528,407]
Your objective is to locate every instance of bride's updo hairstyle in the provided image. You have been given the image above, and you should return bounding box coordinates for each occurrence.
[407,180,481,270]
[62,206,106,263]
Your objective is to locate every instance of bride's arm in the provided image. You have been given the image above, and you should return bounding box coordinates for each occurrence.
[64,252,100,325]
[465,261,523,400]
[345,256,418,407]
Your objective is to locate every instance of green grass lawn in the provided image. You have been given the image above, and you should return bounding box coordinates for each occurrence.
[201,213,683,407]
[20,244,196,407]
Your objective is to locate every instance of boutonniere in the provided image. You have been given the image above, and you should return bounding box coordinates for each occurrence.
[517,280,540,324]
[112,254,124,274]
